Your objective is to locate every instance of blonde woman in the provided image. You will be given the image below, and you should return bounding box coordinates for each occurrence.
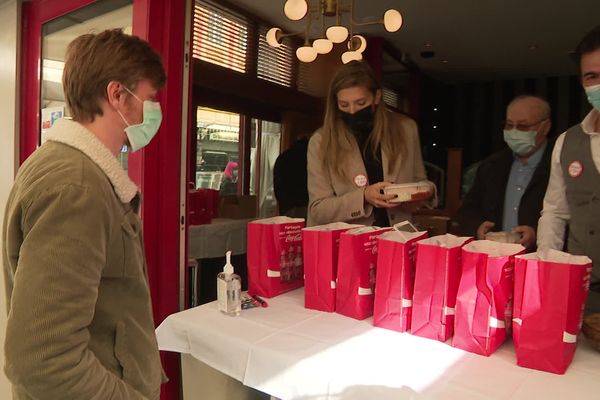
[307,61,433,226]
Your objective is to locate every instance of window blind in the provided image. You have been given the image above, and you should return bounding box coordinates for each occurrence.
[193,1,249,73]
[257,25,294,87]
[383,87,399,109]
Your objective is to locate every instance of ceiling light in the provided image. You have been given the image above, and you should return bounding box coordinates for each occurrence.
[267,1,403,63]
[297,45,318,62]
[326,25,349,43]
[284,0,308,20]
[313,38,334,54]
[266,28,282,47]
[341,50,363,64]
[348,35,367,53]
[383,9,402,32]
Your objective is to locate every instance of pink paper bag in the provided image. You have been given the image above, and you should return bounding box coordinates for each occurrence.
[512,249,592,374]
[336,226,392,320]
[411,234,472,342]
[373,229,428,332]
[302,222,363,312]
[452,240,525,356]
[247,216,305,298]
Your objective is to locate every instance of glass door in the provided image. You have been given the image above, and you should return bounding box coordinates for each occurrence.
[195,107,241,192]
[21,2,191,399]
[40,1,133,167]
[250,119,281,218]
[21,0,134,163]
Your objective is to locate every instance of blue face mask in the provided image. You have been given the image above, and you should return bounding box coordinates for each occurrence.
[585,84,600,112]
[117,87,162,152]
[503,129,537,156]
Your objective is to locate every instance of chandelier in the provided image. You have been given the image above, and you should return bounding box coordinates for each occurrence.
[265,0,403,63]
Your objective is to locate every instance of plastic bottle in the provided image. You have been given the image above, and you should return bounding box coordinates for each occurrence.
[217,250,241,316]
[294,245,302,280]
[280,248,288,283]
[369,262,376,293]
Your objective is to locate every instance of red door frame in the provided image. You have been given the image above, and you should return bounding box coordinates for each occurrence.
[20,0,97,164]
[20,1,188,399]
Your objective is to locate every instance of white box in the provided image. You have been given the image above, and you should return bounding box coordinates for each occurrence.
[383,181,433,203]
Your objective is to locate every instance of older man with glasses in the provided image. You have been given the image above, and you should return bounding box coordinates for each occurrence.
[452,95,554,250]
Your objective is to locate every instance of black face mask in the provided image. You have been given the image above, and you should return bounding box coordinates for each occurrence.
[340,106,375,137]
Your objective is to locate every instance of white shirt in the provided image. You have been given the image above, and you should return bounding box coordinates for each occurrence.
[537,109,600,250]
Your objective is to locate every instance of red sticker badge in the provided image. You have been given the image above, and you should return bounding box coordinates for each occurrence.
[568,161,583,178]
[353,174,368,187]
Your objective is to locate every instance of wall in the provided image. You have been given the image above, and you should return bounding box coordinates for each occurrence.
[0,0,19,396]
[419,75,591,169]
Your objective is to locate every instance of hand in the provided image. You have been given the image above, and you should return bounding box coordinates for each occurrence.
[364,181,397,209]
[477,221,495,240]
[512,225,536,249]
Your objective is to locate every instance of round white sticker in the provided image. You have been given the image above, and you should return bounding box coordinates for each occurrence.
[353,174,368,187]
[568,161,583,178]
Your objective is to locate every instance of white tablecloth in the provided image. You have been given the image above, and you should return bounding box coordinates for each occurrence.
[156,289,600,400]
[188,218,250,259]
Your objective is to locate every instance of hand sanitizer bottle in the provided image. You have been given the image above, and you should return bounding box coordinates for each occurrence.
[217,250,241,316]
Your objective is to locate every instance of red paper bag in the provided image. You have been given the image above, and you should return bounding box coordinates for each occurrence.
[512,249,592,374]
[302,222,364,312]
[336,226,393,320]
[247,216,305,298]
[411,234,472,342]
[373,229,428,332]
[188,188,219,225]
[452,240,525,356]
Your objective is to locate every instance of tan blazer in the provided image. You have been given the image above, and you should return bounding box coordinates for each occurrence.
[307,113,429,227]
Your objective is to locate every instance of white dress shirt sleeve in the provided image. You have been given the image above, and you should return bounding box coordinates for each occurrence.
[537,133,569,250]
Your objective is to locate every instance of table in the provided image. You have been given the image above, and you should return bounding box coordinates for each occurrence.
[156,289,600,400]
[188,218,251,306]
[188,218,251,259]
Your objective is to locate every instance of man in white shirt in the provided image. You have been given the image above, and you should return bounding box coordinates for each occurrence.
[537,25,600,312]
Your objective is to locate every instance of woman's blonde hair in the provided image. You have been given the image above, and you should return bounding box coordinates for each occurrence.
[320,61,405,180]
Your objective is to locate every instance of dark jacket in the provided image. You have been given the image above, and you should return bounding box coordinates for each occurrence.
[274,137,310,217]
[453,139,555,238]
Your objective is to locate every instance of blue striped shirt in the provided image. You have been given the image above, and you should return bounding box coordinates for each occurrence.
[502,143,546,231]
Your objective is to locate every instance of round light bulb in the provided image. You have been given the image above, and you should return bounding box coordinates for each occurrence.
[326,26,349,43]
[296,46,318,63]
[384,9,403,32]
[348,35,367,53]
[284,0,308,21]
[341,50,362,64]
[266,28,282,48]
[313,38,333,54]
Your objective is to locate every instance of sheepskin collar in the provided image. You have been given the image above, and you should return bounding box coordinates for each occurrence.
[45,118,138,203]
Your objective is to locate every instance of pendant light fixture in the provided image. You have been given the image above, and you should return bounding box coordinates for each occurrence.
[266,0,403,63]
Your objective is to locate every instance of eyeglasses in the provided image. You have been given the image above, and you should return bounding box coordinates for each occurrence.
[503,119,546,131]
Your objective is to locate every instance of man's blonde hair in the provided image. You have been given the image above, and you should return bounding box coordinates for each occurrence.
[63,29,166,122]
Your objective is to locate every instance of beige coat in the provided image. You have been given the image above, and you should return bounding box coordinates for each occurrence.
[307,113,429,226]
[2,119,163,399]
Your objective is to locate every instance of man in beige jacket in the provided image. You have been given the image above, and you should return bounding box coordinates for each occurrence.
[2,29,166,399]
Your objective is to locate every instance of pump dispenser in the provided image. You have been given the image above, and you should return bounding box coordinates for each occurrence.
[217,250,241,316]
